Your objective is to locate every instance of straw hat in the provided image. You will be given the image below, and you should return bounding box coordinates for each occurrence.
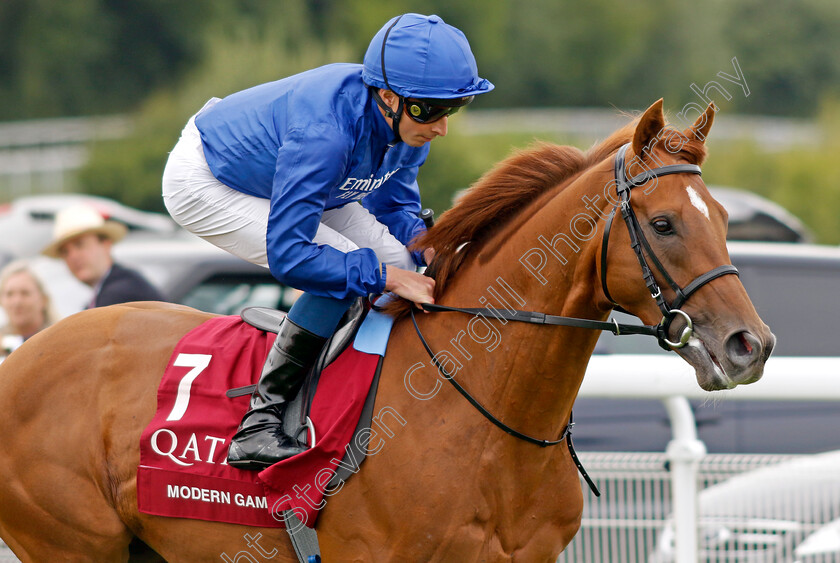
[42,203,128,258]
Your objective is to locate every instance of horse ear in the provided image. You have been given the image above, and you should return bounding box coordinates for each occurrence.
[687,103,715,142]
[632,99,666,158]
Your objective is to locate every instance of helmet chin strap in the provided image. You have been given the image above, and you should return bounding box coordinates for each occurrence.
[376,14,404,143]
[370,87,403,143]
[389,97,404,142]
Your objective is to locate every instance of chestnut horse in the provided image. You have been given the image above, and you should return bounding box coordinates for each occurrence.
[0,100,774,562]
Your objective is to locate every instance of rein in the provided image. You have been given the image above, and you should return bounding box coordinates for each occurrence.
[409,307,600,496]
[421,302,660,337]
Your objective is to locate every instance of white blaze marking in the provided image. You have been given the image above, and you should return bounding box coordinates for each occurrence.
[686,185,710,220]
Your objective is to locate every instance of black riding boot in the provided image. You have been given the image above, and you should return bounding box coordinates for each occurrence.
[227,318,326,470]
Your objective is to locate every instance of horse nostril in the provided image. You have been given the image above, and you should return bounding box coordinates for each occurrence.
[725,331,761,367]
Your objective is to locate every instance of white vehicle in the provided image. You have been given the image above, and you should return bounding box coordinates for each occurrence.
[0,193,177,259]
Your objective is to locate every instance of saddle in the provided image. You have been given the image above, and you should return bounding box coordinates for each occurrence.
[229,297,383,487]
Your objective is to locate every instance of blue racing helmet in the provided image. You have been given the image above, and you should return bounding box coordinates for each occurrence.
[363,13,494,100]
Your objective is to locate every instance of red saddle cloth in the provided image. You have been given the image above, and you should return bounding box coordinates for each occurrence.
[137,315,380,528]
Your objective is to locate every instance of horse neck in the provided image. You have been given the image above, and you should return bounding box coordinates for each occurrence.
[428,173,612,438]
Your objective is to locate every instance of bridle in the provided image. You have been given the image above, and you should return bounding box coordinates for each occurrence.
[418,142,740,348]
[600,143,739,350]
[407,141,739,493]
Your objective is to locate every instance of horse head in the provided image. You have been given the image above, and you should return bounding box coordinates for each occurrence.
[599,99,775,390]
[390,98,774,396]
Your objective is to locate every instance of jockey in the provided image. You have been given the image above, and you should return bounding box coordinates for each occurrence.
[162,13,493,470]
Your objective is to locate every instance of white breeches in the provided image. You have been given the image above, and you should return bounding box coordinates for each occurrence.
[161,113,414,271]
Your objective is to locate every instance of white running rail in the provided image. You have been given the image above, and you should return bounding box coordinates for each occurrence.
[568,355,840,563]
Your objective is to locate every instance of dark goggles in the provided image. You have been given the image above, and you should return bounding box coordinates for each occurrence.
[403,96,474,123]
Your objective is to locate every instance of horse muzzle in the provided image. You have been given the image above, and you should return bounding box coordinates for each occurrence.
[676,323,776,391]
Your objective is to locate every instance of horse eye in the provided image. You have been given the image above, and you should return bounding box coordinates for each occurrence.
[651,218,674,235]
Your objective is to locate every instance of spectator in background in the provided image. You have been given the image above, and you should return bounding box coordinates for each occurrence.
[41,203,166,308]
[0,260,59,356]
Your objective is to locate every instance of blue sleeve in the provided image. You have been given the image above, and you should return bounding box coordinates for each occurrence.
[362,166,428,266]
[266,125,386,299]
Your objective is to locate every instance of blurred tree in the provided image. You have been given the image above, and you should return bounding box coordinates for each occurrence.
[703,98,840,244]
[723,0,840,115]
[483,0,734,110]
[0,0,211,119]
[5,0,840,119]
[80,0,353,212]
[69,0,840,243]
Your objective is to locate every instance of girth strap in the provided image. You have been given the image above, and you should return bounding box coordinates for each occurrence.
[283,510,321,563]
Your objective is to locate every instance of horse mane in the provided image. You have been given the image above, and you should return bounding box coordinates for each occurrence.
[418,142,589,281]
[382,116,706,318]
